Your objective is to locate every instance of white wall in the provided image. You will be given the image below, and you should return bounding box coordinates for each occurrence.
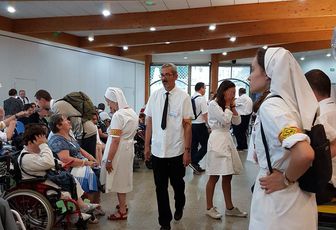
[0,31,145,113]
[300,56,336,83]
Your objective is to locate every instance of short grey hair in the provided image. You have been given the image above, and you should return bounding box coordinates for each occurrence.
[161,63,177,75]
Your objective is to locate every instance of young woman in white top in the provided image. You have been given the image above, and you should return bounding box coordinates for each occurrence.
[248,47,318,230]
[205,80,247,219]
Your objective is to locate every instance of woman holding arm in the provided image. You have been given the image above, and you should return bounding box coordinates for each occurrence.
[248,47,318,229]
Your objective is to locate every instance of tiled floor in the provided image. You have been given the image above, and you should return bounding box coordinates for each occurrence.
[89,151,259,230]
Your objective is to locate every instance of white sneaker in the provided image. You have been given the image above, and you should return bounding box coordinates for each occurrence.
[206,207,222,219]
[225,207,248,217]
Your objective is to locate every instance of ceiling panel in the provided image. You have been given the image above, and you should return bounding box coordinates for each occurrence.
[235,0,258,4]
[118,1,147,13]
[144,0,167,11]
[163,0,189,10]
[210,0,235,6]
[187,0,211,8]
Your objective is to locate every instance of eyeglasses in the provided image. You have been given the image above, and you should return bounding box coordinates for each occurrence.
[160,73,174,78]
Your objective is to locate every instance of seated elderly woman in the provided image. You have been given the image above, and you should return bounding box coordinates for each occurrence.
[48,114,104,217]
[18,124,99,217]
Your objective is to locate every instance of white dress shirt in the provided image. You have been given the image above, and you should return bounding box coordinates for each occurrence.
[145,86,193,158]
[235,94,253,115]
[191,92,208,124]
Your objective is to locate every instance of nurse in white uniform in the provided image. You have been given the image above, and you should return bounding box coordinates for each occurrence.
[100,87,138,221]
[248,47,318,230]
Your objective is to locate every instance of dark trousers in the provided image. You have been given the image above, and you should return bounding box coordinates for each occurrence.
[152,155,186,227]
[316,183,336,205]
[232,114,251,150]
[77,134,97,158]
[191,123,209,164]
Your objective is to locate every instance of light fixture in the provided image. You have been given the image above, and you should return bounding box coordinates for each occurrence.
[229,36,236,42]
[88,35,94,42]
[326,53,331,57]
[263,45,268,50]
[102,9,111,17]
[123,45,129,51]
[300,57,305,61]
[145,0,155,6]
[183,56,188,60]
[200,49,204,52]
[149,27,156,31]
[209,24,216,31]
[222,52,228,56]
[165,41,171,44]
[7,6,16,13]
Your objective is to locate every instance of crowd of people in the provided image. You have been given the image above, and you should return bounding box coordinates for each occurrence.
[0,47,336,230]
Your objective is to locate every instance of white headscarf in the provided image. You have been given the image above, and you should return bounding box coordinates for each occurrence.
[265,47,318,130]
[104,87,128,110]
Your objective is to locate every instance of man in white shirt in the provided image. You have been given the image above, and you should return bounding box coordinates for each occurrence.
[190,82,209,174]
[232,88,253,151]
[145,63,193,230]
[305,69,336,204]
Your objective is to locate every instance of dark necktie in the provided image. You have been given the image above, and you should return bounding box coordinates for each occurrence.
[161,92,169,130]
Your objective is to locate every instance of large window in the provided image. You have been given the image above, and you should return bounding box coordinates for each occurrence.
[150,64,210,98]
[190,66,210,99]
[218,66,251,97]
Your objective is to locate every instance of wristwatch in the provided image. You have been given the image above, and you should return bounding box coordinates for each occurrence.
[107,159,112,163]
[283,172,295,186]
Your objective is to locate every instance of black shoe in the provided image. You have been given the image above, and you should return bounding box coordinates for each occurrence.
[196,164,205,172]
[174,209,183,221]
[189,163,202,175]
[160,225,171,230]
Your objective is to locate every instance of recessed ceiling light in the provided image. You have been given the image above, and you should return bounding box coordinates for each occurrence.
[7,6,16,13]
[200,49,204,52]
[149,27,156,31]
[145,0,155,6]
[88,35,94,42]
[222,52,228,56]
[183,56,188,59]
[123,45,129,51]
[263,45,268,50]
[326,53,331,57]
[165,41,170,44]
[102,9,111,17]
[209,24,216,31]
[300,57,305,61]
[229,36,236,42]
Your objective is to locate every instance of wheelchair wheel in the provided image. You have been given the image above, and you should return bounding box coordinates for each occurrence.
[5,189,55,230]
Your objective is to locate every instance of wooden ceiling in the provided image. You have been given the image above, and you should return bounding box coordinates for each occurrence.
[0,0,334,62]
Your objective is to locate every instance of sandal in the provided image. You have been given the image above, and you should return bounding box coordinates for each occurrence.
[116,204,128,212]
[107,210,128,221]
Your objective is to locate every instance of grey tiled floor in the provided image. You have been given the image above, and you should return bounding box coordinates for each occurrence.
[89,151,258,230]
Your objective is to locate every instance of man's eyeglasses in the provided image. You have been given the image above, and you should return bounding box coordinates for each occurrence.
[160,73,174,78]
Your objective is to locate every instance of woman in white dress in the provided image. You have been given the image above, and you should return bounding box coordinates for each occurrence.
[100,87,138,221]
[248,47,318,230]
[205,80,247,219]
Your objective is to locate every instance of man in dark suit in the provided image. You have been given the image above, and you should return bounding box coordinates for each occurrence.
[3,88,23,116]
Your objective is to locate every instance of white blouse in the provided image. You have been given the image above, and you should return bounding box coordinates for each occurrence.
[208,100,241,131]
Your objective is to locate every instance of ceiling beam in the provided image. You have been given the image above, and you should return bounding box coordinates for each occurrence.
[12,0,336,33]
[121,30,332,56]
[218,40,331,62]
[80,16,336,48]
[0,15,12,31]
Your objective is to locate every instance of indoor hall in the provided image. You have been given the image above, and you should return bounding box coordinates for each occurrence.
[0,1,335,230]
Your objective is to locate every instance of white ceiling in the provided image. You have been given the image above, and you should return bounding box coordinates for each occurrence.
[0,0,287,19]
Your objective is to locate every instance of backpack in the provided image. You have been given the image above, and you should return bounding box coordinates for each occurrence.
[191,95,201,120]
[261,95,332,193]
[61,92,96,123]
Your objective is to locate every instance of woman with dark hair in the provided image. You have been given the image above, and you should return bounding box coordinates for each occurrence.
[248,47,318,229]
[205,80,247,219]
[48,114,103,221]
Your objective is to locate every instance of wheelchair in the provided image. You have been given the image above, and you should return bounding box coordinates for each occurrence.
[0,148,89,230]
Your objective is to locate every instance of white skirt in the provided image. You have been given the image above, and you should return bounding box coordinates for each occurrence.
[206,129,243,175]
